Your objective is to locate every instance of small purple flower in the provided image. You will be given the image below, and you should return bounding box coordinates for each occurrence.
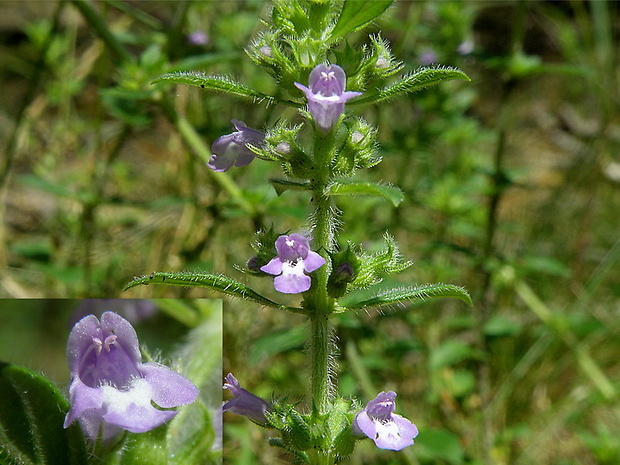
[352,391,418,451]
[294,64,362,131]
[208,120,264,172]
[223,373,270,425]
[418,48,438,66]
[260,234,326,294]
[63,312,198,444]
[187,31,209,46]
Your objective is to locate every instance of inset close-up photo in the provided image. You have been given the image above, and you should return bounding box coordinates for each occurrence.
[0,299,222,465]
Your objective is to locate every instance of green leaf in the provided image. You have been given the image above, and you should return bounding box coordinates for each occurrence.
[325,180,404,207]
[151,72,291,106]
[331,0,393,40]
[0,363,88,465]
[343,284,472,312]
[269,178,311,196]
[350,65,471,106]
[123,272,303,314]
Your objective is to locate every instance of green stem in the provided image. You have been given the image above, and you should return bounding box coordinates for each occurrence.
[71,0,132,64]
[305,128,337,418]
[310,315,331,415]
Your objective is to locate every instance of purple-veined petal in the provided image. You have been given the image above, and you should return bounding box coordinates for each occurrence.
[100,311,141,366]
[66,315,103,375]
[223,373,269,424]
[303,250,326,273]
[64,379,105,428]
[140,363,199,408]
[100,380,177,433]
[274,261,311,293]
[260,257,284,276]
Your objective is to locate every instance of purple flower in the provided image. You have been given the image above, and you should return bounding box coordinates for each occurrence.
[187,31,209,46]
[418,48,438,66]
[63,312,198,444]
[352,391,418,451]
[260,233,326,294]
[294,64,362,131]
[208,120,264,172]
[223,373,270,425]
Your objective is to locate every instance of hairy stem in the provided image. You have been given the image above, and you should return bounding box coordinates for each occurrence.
[306,128,337,418]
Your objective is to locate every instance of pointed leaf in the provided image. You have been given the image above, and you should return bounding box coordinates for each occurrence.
[331,0,393,40]
[152,72,295,106]
[0,363,88,465]
[325,180,404,207]
[269,178,311,196]
[123,272,303,313]
[350,66,470,106]
[343,284,472,311]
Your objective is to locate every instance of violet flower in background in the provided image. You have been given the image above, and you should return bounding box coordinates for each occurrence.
[260,233,325,294]
[71,299,157,326]
[418,48,438,66]
[208,120,264,172]
[187,30,209,46]
[352,391,418,451]
[223,373,270,425]
[63,312,198,444]
[294,64,361,131]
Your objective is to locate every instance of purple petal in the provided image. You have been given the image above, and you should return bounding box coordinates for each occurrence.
[353,409,374,436]
[100,311,141,366]
[274,262,311,293]
[373,413,417,451]
[223,373,269,424]
[233,151,255,168]
[340,90,363,102]
[275,234,310,261]
[303,250,326,273]
[260,257,284,276]
[211,133,235,155]
[309,64,346,96]
[100,380,177,433]
[207,153,236,172]
[64,379,104,428]
[66,315,102,375]
[366,391,396,420]
[77,411,123,445]
[140,363,199,408]
[294,82,313,99]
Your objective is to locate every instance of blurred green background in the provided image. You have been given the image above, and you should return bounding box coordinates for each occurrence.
[1,1,619,464]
